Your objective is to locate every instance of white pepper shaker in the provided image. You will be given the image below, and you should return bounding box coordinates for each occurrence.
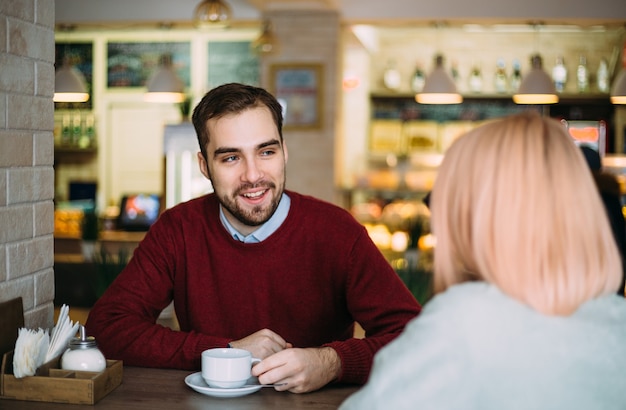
[61,324,106,372]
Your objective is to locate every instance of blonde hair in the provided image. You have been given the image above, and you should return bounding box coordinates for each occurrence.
[430,111,622,315]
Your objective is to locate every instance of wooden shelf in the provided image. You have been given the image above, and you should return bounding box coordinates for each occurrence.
[54,147,98,164]
[54,146,97,154]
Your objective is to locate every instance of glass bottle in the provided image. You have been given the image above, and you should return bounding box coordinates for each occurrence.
[597,58,610,93]
[468,65,483,93]
[383,60,401,91]
[410,64,425,93]
[86,114,96,147]
[61,114,72,146]
[71,113,82,147]
[576,55,589,93]
[552,56,567,93]
[78,114,95,149]
[494,58,508,93]
[509,59,522,93]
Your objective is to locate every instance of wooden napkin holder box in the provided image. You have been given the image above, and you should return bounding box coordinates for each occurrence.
[0,298,123,405]
[0,350,123,405]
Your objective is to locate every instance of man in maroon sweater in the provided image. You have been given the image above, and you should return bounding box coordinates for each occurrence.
[86,83,421,393]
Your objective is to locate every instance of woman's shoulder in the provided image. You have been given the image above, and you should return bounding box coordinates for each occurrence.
[423,282,507,314]
[576,294,626,324]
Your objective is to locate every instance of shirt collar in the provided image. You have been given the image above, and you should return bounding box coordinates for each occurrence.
[219,193,291,243]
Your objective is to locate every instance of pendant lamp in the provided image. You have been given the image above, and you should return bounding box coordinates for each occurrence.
[512,54,558,104]
[144,54,186,103]
[193,0,232,29]
[54,62,89,103]
[415,54,463,104]
[251,21,279,55]
[610,69,626,104]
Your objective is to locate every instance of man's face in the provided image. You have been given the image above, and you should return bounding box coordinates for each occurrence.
[197,106,288,236]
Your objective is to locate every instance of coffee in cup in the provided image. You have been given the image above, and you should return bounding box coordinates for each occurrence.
[201,348,261,389]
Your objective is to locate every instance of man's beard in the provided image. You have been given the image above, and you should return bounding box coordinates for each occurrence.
[217,180,285,227]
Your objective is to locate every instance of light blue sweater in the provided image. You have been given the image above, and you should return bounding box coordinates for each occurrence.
[340,282,626,410]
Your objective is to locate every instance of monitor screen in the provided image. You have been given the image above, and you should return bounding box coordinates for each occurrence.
[117,194,161,232]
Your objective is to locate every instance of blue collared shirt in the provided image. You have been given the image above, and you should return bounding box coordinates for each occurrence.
[219,193,291,243]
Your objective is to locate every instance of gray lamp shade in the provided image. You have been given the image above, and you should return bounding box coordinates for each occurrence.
[415,55,462,104]
[513,54,558,104]
[144,55,186,103]
[610,69,626,105]
[193,0,232,29]
[54,65,89,103]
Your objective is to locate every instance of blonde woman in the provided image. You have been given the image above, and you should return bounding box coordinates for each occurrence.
[340,111,626,409]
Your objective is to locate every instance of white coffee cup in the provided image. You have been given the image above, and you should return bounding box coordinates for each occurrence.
[201,348,261,389]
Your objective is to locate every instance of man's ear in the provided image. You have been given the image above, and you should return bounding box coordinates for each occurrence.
[197,152,211,180]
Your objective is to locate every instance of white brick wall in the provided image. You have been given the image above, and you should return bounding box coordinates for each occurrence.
[0,0,56,329]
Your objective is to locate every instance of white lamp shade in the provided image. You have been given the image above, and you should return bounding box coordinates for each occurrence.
[194,0,232,29]
[144,58,186,103]
[513,54,558,104]
[54,65,89,103]
[416,55,463,104]
[610,69,626,105]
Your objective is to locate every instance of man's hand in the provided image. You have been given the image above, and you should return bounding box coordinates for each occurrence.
[251,347,341,393]
[228,329,292,359]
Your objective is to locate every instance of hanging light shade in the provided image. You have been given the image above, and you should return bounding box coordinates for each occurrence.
[193,0,232,29]
[610,69,626,104]
[415,54,462,104]
[144,54,186,103]
[513,54,558,104]
[54,63,89,103]
[251,21,279,55]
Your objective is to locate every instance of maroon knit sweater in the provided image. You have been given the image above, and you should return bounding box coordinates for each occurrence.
[86,191,421,385]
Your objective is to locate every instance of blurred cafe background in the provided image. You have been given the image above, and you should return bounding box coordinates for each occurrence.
[1,0,626,327]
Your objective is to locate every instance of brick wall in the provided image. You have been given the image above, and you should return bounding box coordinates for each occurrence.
[0,0,56,329]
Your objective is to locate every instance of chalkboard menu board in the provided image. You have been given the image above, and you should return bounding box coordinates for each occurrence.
[208,41,259,89]
[55,42,93,109]
[107,42,191,88]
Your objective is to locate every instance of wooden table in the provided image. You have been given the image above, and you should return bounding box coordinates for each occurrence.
[0,367,358,409]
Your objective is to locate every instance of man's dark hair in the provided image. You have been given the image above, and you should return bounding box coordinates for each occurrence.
[191,83,284,159]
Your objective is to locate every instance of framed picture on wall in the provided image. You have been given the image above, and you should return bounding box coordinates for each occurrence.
[55,42,93,109]
[269,63,323,130]
[106,42,191,88]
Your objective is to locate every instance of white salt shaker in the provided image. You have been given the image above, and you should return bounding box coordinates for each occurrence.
[61,325,106,372]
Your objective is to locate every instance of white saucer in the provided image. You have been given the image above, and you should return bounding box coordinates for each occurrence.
[185,372,263,398]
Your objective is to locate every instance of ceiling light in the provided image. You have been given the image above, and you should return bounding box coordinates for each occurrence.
[54,63,89,103]
[251,20,279,55]
[610,68,626,104]
[415,54,463,104]
[193,0,232,29]
[144,54,186,103]
[512,54,558,104]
